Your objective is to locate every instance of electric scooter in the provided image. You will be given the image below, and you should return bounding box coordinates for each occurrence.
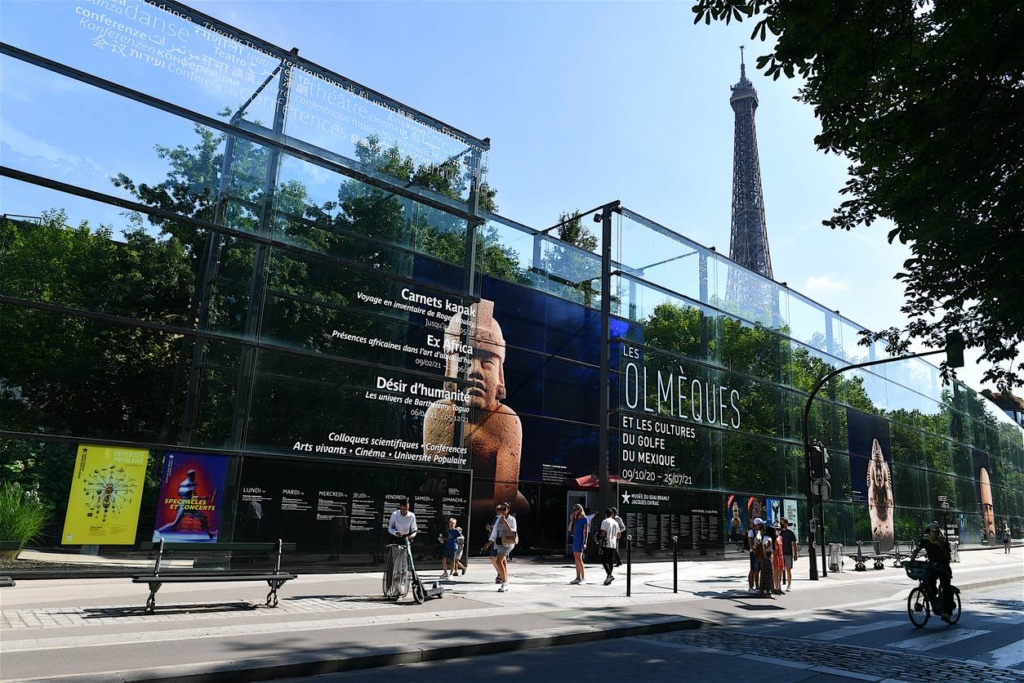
[383,538,445,603]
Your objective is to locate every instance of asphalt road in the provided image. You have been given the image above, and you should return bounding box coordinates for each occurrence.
[279,585,1024,683]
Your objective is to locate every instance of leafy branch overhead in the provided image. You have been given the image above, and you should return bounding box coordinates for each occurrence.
[693,0,1024,389]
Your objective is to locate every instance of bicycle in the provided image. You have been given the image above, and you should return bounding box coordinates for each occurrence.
[904,558,961,628]
[382,538,444,604]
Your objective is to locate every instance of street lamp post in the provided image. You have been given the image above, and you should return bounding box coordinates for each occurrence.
[801,343,956,580]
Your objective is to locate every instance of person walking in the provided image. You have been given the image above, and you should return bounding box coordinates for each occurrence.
[599,508,621,585]
[438,517,463,579]
[1003,525,1012,554]
[483,502,516,592]
[611,507,626,567]
[778,517,798,591]
[568,503,589,585]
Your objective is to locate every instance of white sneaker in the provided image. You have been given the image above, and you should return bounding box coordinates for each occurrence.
[748,587,756,593]
[440,572,449,580]
[498,583,508,592]
[578,579,587,586]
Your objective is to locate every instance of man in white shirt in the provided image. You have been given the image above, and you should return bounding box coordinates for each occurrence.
[387,499,418,541]
[599,508,621,585]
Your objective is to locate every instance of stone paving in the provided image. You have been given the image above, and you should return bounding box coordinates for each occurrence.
[643,628,1024,683]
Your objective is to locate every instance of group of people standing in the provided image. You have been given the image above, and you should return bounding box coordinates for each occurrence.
[568,504,624,586]
[746,517,798,598]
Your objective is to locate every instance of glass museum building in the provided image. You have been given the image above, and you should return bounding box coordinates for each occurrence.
[1,0,1020,574]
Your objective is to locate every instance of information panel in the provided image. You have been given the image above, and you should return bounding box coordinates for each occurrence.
[618,487,720,558]
[238,458,470,563]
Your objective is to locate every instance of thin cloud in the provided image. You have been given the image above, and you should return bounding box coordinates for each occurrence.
[801,273,848,296]
[0,120,104,184]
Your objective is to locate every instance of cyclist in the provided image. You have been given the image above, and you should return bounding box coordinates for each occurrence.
[388,498,418,542]
[910,521,953,621]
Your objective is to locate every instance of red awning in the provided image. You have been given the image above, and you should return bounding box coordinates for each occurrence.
[570,474,633,490]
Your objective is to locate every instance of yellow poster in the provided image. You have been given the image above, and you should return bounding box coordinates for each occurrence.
[62,444,149,545]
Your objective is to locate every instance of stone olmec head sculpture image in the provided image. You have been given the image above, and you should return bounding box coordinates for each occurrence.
[423,299,528,520]
[440,299,506,408]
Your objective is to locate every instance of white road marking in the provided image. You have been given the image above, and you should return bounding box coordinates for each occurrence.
[888,628,989,652]
[807,620,906,641]
[977,638,1024,669]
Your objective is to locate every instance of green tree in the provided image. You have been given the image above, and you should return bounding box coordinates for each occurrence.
[693,0,1024,389]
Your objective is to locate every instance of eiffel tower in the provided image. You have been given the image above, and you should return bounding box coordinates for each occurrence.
[726,48,774,319]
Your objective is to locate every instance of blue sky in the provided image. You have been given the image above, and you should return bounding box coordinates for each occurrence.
[0,0,1006,393]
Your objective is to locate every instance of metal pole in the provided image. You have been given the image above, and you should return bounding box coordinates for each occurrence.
[672,535,678,593]
[626,534,632,597]
[801,346,947,581]
[597,201,621,514]
[821,498,828,579]
[806,461,819,581]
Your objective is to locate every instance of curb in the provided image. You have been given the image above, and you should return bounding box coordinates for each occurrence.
[959,573,1023,593]
[8,615,704,683]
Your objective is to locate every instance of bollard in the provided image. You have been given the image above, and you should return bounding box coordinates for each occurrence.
[626,534,632,597]
[672,534,678,593]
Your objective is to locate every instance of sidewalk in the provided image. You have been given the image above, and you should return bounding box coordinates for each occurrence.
[1,545,1020,682]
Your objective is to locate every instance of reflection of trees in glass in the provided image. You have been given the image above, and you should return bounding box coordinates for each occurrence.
[633,301,892,503]
[1,210,191,440]
[0,213,185,536]
[539,212,600,307]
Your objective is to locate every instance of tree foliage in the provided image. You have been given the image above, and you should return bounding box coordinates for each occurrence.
[540,211,601,306]
[693,0,1024,389]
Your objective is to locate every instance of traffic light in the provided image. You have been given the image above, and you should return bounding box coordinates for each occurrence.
[808,444,824,479]
[808,443,831,481]
[945,330,965,368]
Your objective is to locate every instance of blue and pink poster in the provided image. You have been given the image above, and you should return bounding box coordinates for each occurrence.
[152,452,228,542]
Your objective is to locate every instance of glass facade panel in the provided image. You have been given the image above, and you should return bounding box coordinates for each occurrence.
[1,0,1020,574]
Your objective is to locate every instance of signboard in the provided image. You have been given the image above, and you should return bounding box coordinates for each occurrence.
[238,457,470,560]
[62,444,149,545]
[847,408,895,552]
[619,487,720,558]
[152,451,229,542]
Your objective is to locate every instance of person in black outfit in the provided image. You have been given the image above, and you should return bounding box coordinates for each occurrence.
[911,521,954,620]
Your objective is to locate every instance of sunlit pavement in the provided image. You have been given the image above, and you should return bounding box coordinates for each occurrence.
[1,544,1020,682]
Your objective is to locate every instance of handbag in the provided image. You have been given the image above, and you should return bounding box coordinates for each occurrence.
[500,520,517,546]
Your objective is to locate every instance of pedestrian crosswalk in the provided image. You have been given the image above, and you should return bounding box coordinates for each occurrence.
[784,608,1024,671]
[806,619,906,641]
[975,639,1024,670]
[889,628,990,652]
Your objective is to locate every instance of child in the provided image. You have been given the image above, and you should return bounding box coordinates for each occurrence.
[453,527,466,575]
[438,518,463,579]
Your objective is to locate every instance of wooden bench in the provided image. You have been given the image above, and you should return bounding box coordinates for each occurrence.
[132,539,296,613]
[0,541,20,587]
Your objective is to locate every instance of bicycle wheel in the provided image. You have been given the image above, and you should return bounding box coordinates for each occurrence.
[907,587,930,628]
[947,590,962,625]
